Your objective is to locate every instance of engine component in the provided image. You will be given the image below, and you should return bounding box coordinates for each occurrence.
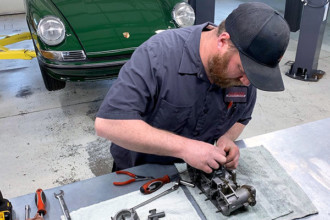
[188,165,256,216]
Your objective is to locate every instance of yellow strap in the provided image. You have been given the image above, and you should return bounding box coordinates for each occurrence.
[0,211,5,220]
[0,45,8,52]
[0,32,32,46]
[0,32,36,59]
[0,50,36,60]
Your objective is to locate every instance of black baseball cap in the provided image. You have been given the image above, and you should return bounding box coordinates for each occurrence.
[225,2,290,91]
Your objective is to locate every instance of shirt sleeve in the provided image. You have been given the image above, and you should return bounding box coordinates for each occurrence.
[237,86,257,125]
[96,40,160,120]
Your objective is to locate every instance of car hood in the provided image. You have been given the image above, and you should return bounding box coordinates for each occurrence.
[51,0,173,57]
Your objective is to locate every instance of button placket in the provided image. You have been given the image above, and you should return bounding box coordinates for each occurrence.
[193,85,213,136]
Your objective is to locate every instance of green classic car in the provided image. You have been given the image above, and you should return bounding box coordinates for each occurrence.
[24,0,195,91]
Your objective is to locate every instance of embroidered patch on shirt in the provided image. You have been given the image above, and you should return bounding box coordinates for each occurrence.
[224,87,248,103]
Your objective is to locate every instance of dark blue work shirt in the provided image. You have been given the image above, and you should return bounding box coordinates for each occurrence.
[97,23,257,170]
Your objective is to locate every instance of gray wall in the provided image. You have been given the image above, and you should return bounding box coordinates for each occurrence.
[0,0,25,15]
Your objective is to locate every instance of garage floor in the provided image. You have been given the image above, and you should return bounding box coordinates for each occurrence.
[1,0,330,199]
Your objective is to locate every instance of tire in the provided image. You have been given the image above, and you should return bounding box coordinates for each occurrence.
[38,61,66,91]
[30,32,66,91]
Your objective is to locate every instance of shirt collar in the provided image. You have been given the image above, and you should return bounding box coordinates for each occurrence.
[178,22,216,82]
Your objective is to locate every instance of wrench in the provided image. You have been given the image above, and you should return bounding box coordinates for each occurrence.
[54,190,71,220]
[25,205,30,220]
[112,179,195,220]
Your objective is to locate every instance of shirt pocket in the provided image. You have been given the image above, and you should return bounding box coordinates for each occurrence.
[214,102,248,140]
[152,99,192,133]
[226,102,247,119]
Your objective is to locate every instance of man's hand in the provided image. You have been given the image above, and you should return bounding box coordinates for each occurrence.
[95,118,242,173]
[216,135,240,169]
[182,140,227,173]
[28,213,44,220]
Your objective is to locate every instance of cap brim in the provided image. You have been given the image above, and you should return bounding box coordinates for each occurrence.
[239,52,284,91]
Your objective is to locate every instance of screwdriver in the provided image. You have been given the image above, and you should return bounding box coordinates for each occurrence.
[140,175,170,194]
[35,188,47,217]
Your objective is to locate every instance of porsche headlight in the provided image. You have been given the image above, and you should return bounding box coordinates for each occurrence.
[37,16,65,46]
[172,2,195,27]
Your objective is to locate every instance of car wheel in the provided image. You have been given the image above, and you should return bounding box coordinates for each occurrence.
[37,60,66,91]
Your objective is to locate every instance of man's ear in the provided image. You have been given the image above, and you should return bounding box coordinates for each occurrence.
[217,32,231,49]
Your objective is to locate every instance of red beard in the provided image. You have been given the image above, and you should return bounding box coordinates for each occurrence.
[208,51,243,88]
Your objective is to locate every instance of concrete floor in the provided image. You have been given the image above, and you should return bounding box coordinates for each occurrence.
[1,0,330,199]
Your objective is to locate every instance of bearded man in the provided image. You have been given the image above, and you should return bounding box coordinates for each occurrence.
[95,2,290,173]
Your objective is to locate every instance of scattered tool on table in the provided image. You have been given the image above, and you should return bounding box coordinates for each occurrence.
[0,190,12,220]
[35,189,47,217]
[25,205,30,220]
[111,179,195,220]
[148,209,165,220]
[113,170,172,194]
[113,170,154,186]
[54,190,71,220]
[140,175,170,194]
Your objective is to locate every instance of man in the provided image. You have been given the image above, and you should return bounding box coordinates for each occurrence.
[95,2,290,173]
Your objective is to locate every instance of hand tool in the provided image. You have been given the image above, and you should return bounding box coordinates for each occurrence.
[147,209,165,220]
[140,175,170,194]
[25,205,30,220]
[0,190,12,220]
[35,189,46,217]
[113,170,154,186]
[111,179,195,220]
[54,190,71,220]
[140,170,192,194]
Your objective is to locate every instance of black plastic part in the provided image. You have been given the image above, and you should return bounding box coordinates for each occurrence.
[140,181,163,194]
[284,0,304,32]
[0,191,13,220]
[38,60,66,91]
[189,0,215,24]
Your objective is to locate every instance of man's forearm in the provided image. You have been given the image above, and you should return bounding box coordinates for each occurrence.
[95,118,189,158]
[94,117,227,173]
[222,122,245,141]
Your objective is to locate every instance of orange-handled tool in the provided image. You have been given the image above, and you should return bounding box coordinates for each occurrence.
[113,170,154,186]
[35,188,47,216]
[140,175,170,194]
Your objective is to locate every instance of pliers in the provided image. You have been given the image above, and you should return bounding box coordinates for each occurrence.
[113,170,155,186]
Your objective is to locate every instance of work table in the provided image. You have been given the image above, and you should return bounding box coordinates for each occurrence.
[10,118,330,219]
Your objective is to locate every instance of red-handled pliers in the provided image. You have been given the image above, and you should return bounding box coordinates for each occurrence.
[113,170,154,186]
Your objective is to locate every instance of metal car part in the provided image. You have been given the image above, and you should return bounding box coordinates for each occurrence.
[172,2,195,27]
[37,16,66,46]
[111,179,194,220]
[188,165,256,216]
[40,50,86,61]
